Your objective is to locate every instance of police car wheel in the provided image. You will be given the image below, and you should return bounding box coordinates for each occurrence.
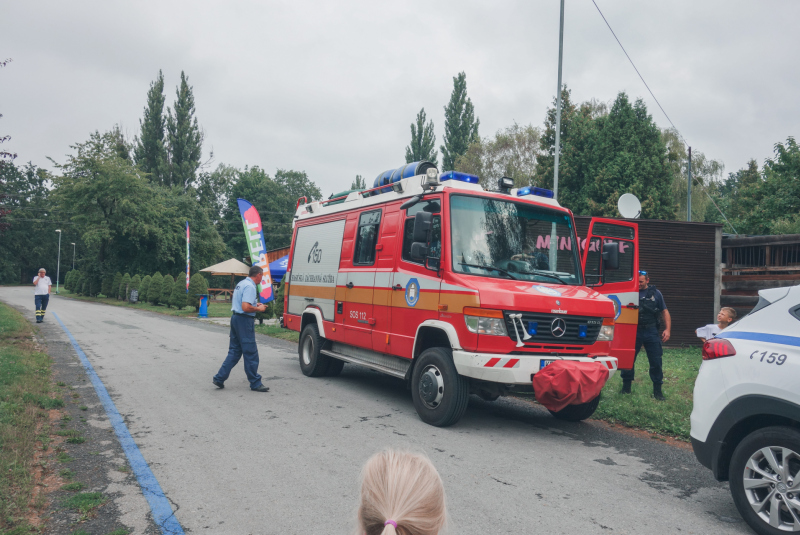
[729,426,800,535]
[548,394,601,422]
[411,347,469,427]
[299,324,331,377]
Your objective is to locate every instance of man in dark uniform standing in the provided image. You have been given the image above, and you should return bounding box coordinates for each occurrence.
[621,271,671,400]
[212,265,270,392]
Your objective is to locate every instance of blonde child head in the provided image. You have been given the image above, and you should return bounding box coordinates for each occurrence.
[357,449,447,535]
[719,307,737,325]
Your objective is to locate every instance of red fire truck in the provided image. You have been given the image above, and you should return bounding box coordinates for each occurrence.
[283,162,639,427]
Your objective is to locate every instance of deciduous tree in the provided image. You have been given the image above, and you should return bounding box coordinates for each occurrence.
[441,72,479,171]
[405,108,438,166]
[455,123,541,190]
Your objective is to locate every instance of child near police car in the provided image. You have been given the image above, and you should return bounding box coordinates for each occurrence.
[696,307,737,342]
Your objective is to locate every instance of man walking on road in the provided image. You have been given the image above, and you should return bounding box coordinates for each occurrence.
[33,268,52,323]
[213,265,270,392]
[620,271,671,401]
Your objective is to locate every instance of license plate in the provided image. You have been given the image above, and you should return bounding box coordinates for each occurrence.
[539,359,556,370]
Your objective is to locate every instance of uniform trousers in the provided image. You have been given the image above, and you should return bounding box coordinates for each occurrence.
[34,294,49,322]
[213,313,263,389]
[620,325,664,385]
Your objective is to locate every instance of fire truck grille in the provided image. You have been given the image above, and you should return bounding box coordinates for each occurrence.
[503,311,603,345]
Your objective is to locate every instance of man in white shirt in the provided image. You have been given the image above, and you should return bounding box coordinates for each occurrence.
[32,268,52,323]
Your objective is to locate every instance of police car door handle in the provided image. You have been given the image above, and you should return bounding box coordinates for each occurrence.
[392,284,403,290]
[346,282,354,289]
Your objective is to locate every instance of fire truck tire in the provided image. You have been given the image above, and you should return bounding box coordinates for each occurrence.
[299,323,330,377]
[411,347,469,427]
[325,358,345,377]
[548,393,601,422]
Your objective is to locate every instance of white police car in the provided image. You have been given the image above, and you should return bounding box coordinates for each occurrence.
[691,285,800,534]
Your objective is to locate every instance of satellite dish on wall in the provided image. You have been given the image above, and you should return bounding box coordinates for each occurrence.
[618,193,642,219]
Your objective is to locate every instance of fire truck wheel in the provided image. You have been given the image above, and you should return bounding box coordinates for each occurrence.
[548,393,601,422]
[299,323,331,377]
[325,358,345,377]
[411,347,469,427]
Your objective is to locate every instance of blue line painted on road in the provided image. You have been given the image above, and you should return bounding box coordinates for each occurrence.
[719,331,800,348]
[52,312,185,535]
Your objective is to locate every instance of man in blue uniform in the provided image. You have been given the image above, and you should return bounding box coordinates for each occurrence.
[620,271,671,400]
[212,266,270,392]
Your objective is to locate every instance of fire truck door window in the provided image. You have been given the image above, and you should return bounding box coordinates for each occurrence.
[584,237,602,286]
[603,239,634,283]
[353,210,381,266]
[402,215,441,264]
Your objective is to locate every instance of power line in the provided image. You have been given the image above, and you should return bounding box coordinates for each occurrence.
[590,0,738,233]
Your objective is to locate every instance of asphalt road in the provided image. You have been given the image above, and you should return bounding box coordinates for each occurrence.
[1,287,751,535]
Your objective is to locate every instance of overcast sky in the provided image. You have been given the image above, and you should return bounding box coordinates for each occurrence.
[2,1,799,197]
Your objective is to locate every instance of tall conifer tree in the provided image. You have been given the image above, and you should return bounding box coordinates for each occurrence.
[134,71,168,184]
[441,72,479,171]
[167,71,203,191]
[405,108,438,166]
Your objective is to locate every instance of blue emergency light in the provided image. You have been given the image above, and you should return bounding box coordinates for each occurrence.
[439,171,479,184]
[578,325,588,338]
[517,186,555,199]
[527,321,538,336]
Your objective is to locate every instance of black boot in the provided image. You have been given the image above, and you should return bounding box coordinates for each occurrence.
[653,383,665,401]
[620,380,632,394]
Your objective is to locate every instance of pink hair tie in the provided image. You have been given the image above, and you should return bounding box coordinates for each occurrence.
[384,520,398,529]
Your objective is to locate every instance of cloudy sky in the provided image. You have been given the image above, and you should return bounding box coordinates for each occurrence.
[2,1,799,196]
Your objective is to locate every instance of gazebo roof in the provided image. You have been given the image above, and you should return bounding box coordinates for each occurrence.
[199,258,251,276]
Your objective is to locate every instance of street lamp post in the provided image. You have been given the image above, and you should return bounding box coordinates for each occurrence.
[71,243,76,270]
[55,230,62,294]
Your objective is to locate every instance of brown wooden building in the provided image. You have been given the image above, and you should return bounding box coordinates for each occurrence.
[575,217,723,347]
[720,234,800,318]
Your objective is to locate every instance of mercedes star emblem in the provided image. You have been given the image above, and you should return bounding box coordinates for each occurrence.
[551,318,567,337]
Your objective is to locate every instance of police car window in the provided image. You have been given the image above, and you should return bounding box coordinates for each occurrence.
[353,210,381,265]
[402,215,441,264]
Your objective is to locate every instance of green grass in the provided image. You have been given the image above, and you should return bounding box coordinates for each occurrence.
[61,482,84,491]
[593,347,701,440]
[59,289,233,317]
[255,323,299,342]
[0,302,57,532]
[106,529,131,535]
[62,491,105,517]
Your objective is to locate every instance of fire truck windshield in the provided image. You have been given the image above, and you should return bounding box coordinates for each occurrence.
[449,194,583,285]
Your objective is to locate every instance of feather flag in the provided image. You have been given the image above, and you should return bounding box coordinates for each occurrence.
[237,199,274,303]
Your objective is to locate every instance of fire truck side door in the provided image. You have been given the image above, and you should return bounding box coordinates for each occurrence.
[343,209,381,348]
[372,207,400,353]
[582,218,639,369]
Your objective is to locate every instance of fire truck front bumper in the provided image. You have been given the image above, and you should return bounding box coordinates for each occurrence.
[451,351,618,385]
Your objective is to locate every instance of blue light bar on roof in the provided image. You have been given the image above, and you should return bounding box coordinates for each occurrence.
[517,186,555,199]
[439,171,479,184]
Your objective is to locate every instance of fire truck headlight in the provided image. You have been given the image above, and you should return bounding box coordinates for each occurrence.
[464,315,508,336]
[596,325,615,341]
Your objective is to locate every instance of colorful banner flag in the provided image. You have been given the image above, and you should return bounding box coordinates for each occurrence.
[186,221,191,293]
[237,199,274,303]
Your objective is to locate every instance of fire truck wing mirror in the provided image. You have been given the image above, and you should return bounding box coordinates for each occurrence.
[412,211,432,242]
[410,241,429,260]
[602,242,619,270]
[425,256,440,271]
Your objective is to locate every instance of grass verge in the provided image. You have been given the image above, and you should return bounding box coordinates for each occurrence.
[255,323,299,342]
[0,302,56,532]
[593,347,700,440]
[57,289,232,318]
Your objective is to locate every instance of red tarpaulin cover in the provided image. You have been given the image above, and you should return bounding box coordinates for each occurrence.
[532,361,610,413]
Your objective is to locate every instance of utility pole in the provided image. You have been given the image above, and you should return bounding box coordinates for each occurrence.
[71,243,76,270]
[550,0,565,269]
[687,146,692,221]
[55,230,62,294]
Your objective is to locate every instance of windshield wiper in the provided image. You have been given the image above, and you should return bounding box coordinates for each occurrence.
[459,263,519,280]
[515,269,569,285]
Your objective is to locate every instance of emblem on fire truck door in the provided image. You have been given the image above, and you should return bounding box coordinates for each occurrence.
[405,278,420,307]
